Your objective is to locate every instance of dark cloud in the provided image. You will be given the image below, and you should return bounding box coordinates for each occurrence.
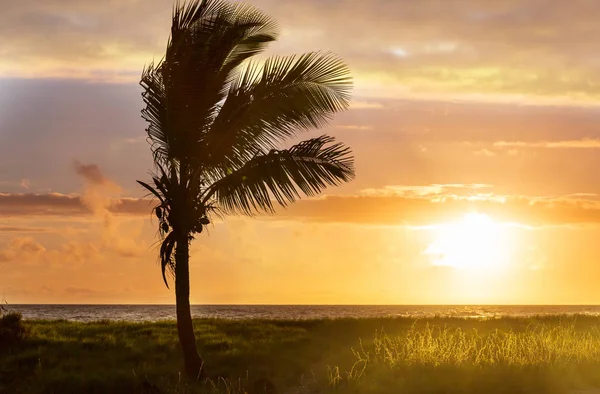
[0,193,86,215]
[73,161,111,186]
[0,193,151,216]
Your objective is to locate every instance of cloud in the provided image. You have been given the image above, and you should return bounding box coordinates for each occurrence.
[2,0,600,102]
[0,160,149,219]
[73,161,148,258]
[74,160,122,214]
[349,100,384,109]
[0,0,168,82]
[0,233,147,267]
[335,125,373,131]
[19,179,30,189]
[494,140,600,149]
[0,236,102,266]
[0,226,48,233]
[73,160,117,186]
[0,193,151,216]
[473,148,497,157]
[0,193,87,216]
[6,183,600,227]
[359,184,493,198]
[275,187,600,227]
[0,237,46,263]
[76,161,118,227]
[0,164,152,265]
[54,242,99,264]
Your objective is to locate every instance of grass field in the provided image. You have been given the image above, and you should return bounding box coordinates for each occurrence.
[2,315,600,393]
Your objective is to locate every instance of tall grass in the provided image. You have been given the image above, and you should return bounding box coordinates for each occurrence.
[368,321,600,367]
[330,318,600,393]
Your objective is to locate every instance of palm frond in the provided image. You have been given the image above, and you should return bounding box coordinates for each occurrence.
[219,2,278,74]
[202,52,352,168]
[137,180,165,204]
[142,0,278,163]
[137,176,177,288]
[140,62,171,163]
[159,232,177,288]
[170,0,230,44]
[203,135,354,215]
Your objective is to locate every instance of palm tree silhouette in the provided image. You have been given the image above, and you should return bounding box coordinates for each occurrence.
[138,0,354,378]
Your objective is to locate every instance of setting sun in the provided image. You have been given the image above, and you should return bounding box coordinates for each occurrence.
[424,213,512,271]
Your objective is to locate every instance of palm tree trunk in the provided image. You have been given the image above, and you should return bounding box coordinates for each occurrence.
[175,235,204,379]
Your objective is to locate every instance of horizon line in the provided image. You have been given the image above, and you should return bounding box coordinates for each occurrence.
[8,303,600,307]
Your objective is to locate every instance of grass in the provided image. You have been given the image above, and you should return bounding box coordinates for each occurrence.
[331,317,600,394]
[1,315,600,393]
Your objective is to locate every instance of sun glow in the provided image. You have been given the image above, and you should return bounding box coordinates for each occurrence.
[424,213,512,270]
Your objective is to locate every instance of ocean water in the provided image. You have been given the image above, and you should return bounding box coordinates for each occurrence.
[6,305,600,322]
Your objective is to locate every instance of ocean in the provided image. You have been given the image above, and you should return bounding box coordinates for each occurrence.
[6,305,600,322]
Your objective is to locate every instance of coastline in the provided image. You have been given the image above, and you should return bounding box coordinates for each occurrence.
[8,304,600,323]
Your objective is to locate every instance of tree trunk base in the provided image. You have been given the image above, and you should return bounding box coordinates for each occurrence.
[174,235,205,380]
[183,353,204,380]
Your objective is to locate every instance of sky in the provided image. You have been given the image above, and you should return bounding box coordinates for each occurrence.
[2,0,600,304]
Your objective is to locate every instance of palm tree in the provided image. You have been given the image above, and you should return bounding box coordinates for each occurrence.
[137,0,354,378]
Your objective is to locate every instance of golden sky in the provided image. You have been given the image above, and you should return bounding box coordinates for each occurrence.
[2,0,600,304]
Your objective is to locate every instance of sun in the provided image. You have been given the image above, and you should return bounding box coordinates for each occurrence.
[423,213,511,270]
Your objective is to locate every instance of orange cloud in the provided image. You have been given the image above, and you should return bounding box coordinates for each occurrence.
[0,236,96,266]
[0,163,153,270]
[0,226,48,233]
[494,140,600,149]
[0,237,46,263]
[276,190,600,227]
[4,187,600,227]
[0,233,147,268]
